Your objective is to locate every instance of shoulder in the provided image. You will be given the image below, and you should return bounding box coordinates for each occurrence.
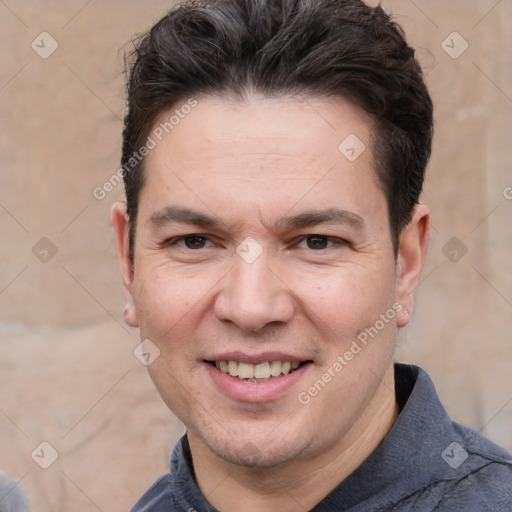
[431,424,512,511]
[431,463,512,511]
[130,474,174,512]
[0,471,30,512]
[389,365,512,511]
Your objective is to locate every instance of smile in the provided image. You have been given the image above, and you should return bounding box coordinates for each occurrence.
[203,353,314,402]
[208,360,307,382]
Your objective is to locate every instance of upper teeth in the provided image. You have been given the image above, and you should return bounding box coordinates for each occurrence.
[216,360,300,379]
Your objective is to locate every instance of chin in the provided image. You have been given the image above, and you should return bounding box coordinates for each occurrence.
[197,425,311,469]
[217,442,306,468]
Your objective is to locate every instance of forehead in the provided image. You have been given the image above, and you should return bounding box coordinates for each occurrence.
[139,94,384,227]
[148,94,375,168]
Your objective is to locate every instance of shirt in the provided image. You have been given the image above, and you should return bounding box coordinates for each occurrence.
[130,364,512,511]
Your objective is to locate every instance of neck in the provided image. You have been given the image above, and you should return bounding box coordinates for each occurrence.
[189,365,399,512]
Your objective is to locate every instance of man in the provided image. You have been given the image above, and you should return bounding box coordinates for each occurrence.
[111,0,512,510]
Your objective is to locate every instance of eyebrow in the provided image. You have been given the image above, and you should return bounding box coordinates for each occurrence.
[150,206,220,229]
[149,206,365,233]
[277,208,364,231]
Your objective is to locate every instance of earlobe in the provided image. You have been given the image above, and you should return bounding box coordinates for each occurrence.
[111,201,139,328]
[396,204,430,327]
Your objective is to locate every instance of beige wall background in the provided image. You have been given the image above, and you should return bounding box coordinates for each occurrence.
[0,1,511,510]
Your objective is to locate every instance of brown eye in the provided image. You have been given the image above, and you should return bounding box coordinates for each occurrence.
[306,235,330,250]
[183,235,208,249]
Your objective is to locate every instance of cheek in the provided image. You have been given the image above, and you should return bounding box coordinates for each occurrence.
[290,264,396,337]
[132,262,216,339]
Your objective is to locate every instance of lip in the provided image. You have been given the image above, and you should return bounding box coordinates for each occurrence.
[203,360,312,403]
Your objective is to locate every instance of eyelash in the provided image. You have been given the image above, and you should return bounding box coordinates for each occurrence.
[168,234,215,250]
[165,234,349,251]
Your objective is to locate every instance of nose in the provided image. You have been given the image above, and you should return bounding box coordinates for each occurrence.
[213,252,295,332]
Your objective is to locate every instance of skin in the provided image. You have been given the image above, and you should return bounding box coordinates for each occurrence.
[112,94,430,511]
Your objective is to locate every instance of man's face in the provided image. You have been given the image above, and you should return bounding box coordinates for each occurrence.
[119,95,408,468]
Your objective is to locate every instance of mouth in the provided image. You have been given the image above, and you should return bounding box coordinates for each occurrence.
[205,359,311,383]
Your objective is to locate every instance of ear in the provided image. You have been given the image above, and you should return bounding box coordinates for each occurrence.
[396,204,430,327]
[111,201,139,327]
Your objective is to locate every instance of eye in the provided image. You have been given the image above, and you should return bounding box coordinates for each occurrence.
[298,235,336,250]
[174,235,212,249]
